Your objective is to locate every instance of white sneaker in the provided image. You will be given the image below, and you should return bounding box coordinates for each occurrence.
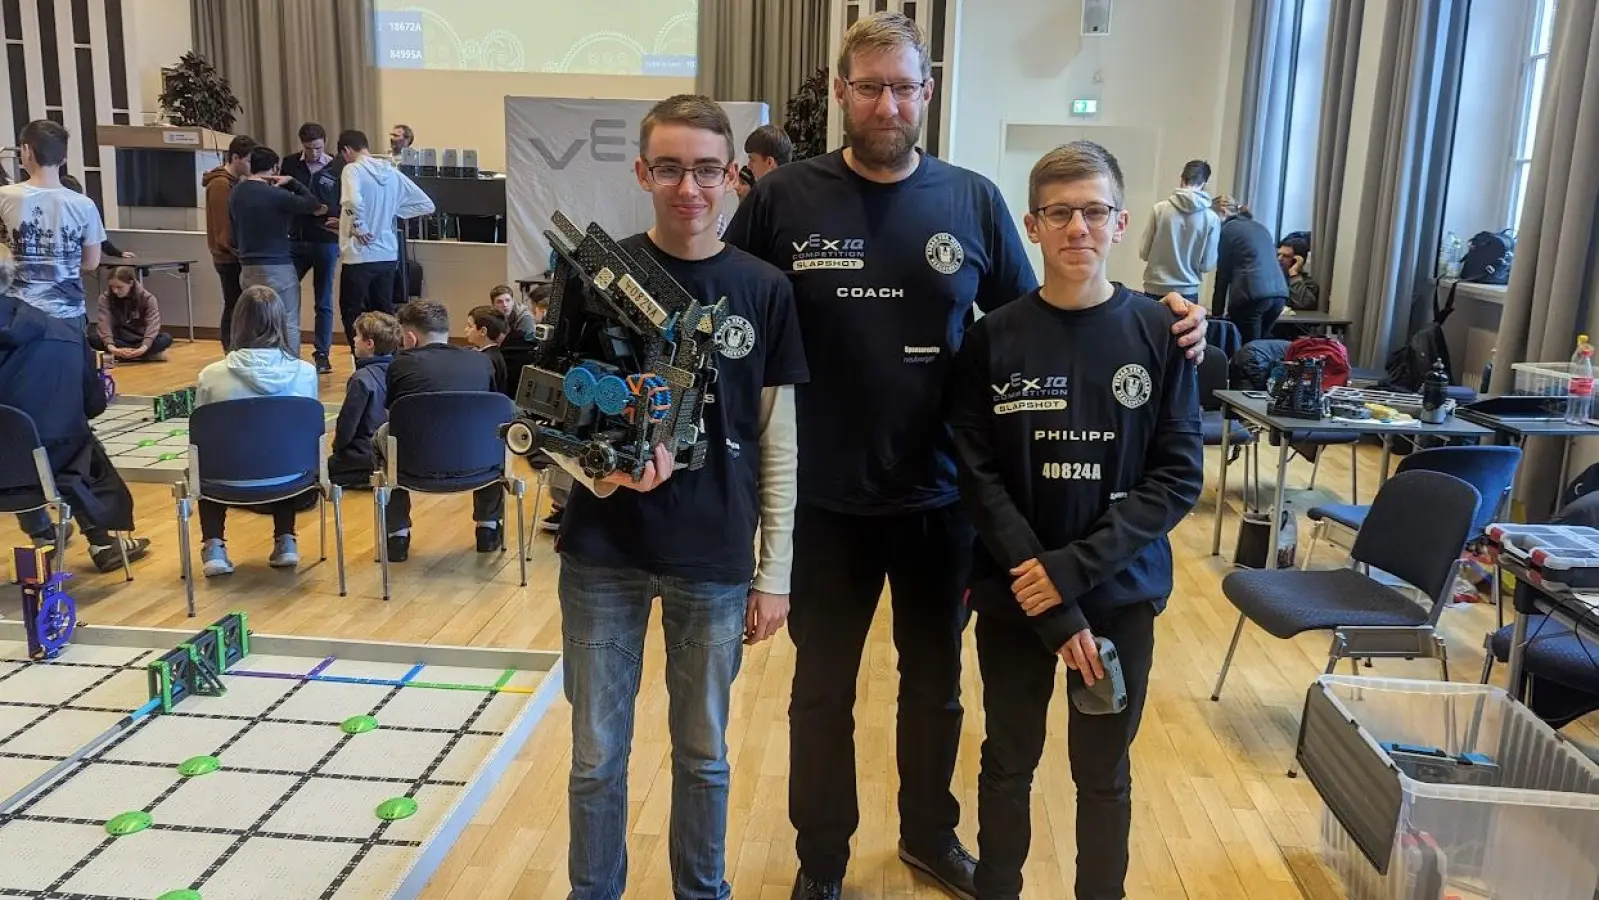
[201,540,234,577]
[268,535,300,568]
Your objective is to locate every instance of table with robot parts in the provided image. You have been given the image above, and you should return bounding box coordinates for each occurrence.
[91,398,341,484]
[0,621,563,900]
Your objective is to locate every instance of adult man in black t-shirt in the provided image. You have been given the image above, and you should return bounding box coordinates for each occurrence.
[550,95,809,900]
[722,12,1208,900]
[949,141,1204,900]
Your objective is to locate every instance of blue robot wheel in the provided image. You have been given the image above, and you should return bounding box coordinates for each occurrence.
[564,366,599,408]
[595,375,631,416]
[33,588,75,658]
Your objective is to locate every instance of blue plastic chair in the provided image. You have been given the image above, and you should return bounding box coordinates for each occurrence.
[373,391,526,601]
[1302,444,1522,568]
[0,404,131,579]
[175,396,346,615]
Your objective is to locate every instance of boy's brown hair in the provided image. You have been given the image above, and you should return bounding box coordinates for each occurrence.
[489,283,514,303]
[468,305,508,342]
[353,311,401,355]
[1028,140,1126,210]
[639,94,735,161]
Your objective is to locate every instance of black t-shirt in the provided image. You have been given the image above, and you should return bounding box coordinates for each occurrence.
[723,149,1037,515]
[948,286,1204,650]
[386,342,496,405]
[558,233,810,584]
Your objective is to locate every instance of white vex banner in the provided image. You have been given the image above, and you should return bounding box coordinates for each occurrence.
[505,96,769,280]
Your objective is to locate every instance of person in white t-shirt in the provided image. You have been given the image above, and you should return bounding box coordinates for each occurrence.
[0,120,104,320]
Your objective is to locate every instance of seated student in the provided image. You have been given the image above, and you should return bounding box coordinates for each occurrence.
[194,285,319,576]
[380,300,503,561]
[489,283,537,343]
[1278,235,1322,311]
[0,245,150,571]
[328,311,400,487]
[464,305,509,393]
[91,266,172,362]
[947,140,1204,900]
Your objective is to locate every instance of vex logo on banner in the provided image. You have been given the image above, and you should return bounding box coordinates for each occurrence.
[506,97,770,283]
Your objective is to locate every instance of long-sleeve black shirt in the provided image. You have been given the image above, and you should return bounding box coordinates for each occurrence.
[948,285,1204,651]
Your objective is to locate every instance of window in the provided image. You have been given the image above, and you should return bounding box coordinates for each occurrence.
[1509,0,1557,231]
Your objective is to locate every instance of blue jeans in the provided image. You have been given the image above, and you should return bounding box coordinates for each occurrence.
[292,241,339,359]
[559,554,746,900]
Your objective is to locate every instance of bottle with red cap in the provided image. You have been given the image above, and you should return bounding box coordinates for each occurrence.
[1566,334,1594,425]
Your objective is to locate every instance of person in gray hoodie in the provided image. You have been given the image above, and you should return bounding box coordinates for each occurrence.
[194,285,320,576]
[335,129,435,352]
[1138,160,1220,299]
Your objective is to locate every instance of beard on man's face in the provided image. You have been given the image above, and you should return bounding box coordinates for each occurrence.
[843,105,921,169]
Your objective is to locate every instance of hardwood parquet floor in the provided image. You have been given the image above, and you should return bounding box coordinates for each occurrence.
[28,339,1590,899]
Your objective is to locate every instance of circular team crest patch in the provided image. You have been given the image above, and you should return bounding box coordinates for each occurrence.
[1113,364,1153,409]
[716,315,756,360]
[925,232,965,275]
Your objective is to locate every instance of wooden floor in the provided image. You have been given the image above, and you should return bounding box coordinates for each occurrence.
[27,340,1592,899]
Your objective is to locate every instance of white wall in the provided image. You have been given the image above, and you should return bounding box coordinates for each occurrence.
[1442,0,1532,242]
[125,0,192,119]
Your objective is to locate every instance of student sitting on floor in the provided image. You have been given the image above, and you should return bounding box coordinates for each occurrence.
[464,304,509,394]
[194,285,319,576]
[380,300,503,561]
[0,245,150,572]
[91,266,172,362]
[328,311,400,488]
[489,283,537,343]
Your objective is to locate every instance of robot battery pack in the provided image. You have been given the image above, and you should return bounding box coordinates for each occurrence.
[1381,742,1501,787]
[1066,636,1128,716]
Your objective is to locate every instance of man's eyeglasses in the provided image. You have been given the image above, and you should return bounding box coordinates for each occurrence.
[647,163,730,188]
[1033,203,1118,230]
[844,79,926,103]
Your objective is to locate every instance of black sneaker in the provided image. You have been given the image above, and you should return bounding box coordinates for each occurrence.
[386,534,410,563]
[541,506,563,534]
[31,522,74,548]
[475,522,504,553]
[790,873,842,900]
[899,839,977,900]
[90,537,151,573]
[314,353,333,375]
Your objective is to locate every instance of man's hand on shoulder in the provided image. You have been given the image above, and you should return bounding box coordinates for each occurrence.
[744,591,789,644]
[599,443,675,493]
[1160,292,1209,361]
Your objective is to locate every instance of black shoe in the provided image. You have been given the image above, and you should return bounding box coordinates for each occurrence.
[791,872,842,900]
[31,522,74,549]
[475,522,504,553]
[541,506,563,534]
[90,537,150,573]
[899,839,977,900]
[386,534,410,563]
[314,353,333,375]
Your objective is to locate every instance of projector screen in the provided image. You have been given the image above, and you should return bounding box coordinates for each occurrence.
[373,1,698,77]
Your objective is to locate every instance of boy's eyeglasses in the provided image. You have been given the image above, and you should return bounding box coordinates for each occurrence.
[647,164,730,188]
[1032,203,1118,230]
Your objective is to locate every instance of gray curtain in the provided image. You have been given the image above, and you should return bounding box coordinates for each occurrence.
[1231,0,1294,228]
[696,0,828,126]
[1489,0,1599,517]
[1308,0,1366,314]
[1342,0,1467,369]
[193,0,381,154]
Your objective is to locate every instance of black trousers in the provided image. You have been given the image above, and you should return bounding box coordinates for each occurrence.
[88,331,173,358]
[788,502,974,881]
[339,261,396,349]
[216,262,243,350]
[1230,296,1286,346]
[384,484,504,533]
[973,601,1156,900]
[198,498,298,541]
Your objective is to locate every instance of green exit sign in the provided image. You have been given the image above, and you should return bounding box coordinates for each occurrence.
[1072,99,1099,116]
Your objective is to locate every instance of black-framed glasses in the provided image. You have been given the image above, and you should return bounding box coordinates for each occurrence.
[844,79,926,102]
[1033,202,1117,230]
[647,163,730,188]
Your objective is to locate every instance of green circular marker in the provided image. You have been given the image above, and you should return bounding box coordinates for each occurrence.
[168,428,186,437]
[178,755,220,777]
[138,439,156,447]
[105,810,153,836]
[341,714,378,734]
[157,890,202,900]
[158,452,183,462]
[375,796,417,821]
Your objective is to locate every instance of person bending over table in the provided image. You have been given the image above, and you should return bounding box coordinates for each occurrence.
[91,265,171,361]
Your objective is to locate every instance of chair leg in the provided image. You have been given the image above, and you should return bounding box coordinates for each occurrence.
[332,487,346,598]
[1350,443,1359,505]
[524,474,546,562]
[376,486,391,602]
[1302,521,1323,570]
[176,495,195,617]
[1479,632,1495,684]
[115,530,131,581]
[1309,451,1320,491]
[53,501,70,576]
[514,479,528,588]
[1211,613,1248,701]
[318,493,327,562]
[1493,561,1504,629]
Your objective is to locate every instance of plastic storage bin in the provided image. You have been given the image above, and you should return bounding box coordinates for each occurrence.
[1300,675,1599,900]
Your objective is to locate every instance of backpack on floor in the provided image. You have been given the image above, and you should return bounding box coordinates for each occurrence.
[1459,230,1516,285]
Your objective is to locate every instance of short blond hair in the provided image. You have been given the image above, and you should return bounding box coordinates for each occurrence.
[838,11,931,81]
[1029,141,1126,210]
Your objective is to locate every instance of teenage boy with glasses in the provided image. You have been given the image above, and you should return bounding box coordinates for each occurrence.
[551,94,809,900]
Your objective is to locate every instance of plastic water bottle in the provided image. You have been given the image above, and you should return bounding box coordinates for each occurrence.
[1567,335,1594,425]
